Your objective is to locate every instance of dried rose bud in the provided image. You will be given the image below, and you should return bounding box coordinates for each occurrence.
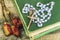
[12,17,23,29]
[3,22,12,36]
[12,17,17,25]
[17,18,22,26]
[11,26,20,36]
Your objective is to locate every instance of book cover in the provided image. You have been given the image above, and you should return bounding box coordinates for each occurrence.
[13,0,60,40]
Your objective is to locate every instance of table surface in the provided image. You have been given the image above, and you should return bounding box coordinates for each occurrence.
[0,0,60,40]
[37,29,60,40]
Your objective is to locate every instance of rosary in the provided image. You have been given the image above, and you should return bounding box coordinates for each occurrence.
[22,1,55,29]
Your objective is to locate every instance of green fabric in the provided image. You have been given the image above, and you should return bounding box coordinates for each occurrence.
[34,26,60,40]
[15,0,60,32]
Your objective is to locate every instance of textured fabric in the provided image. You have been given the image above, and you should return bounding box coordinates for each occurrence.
[37,30,60,40]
